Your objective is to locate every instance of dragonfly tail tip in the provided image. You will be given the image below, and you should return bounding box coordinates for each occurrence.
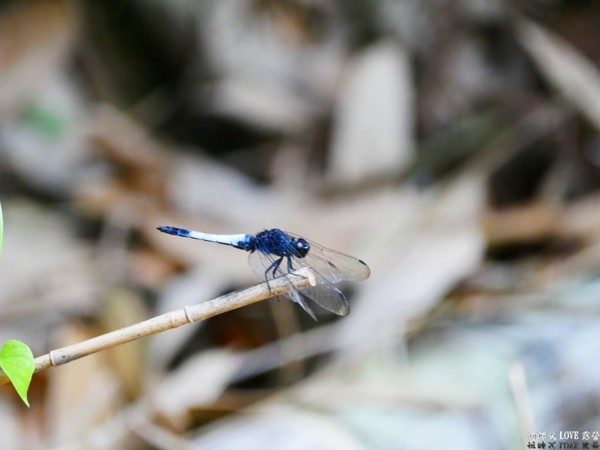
[157,225,191,238]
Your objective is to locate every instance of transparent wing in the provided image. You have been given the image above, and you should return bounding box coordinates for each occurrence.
[295,282,350,316]
[247,249,350,317]
[287,233,371,283]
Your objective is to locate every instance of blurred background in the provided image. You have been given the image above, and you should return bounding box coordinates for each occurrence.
[1,0,600,448]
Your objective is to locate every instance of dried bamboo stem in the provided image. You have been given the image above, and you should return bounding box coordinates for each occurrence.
[0,269,316,385]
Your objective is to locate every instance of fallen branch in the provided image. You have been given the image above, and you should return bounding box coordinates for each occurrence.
[0,269,316,385]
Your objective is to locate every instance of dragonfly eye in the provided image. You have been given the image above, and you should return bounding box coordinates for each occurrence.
[294,238,310,257]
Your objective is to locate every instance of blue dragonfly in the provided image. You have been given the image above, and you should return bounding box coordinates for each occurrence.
[157,226,370,319]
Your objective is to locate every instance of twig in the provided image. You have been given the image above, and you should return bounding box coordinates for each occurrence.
[0,269,316,385]
[508,361,535,446]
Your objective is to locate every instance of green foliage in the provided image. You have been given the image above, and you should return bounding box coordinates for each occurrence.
[0,340,35,407]
[23,103,67,139]
[0,209,35,407]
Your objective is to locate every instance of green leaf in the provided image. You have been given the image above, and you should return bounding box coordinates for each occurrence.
[0,340,35,407]
[23,103,67,139]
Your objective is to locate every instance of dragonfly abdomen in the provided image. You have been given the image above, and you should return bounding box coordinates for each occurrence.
[157,226,250,250]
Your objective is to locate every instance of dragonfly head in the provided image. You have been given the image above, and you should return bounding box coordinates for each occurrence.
[294,238,310,258]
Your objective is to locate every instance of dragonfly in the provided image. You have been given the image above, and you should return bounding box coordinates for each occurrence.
[157,225,370,319]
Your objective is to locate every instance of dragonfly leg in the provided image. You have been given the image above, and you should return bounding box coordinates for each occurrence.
[269,257,283,278]
[285,256,310,283]
[263,257,283,292]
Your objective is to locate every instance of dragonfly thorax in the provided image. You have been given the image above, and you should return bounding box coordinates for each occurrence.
[249,229,310,259]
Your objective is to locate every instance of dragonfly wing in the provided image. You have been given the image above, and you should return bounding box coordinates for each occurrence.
[297,282,350,316]
[286,288,317,320]
[286,233,370,283]
[248,250,350,316]
[247,250,317,318]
